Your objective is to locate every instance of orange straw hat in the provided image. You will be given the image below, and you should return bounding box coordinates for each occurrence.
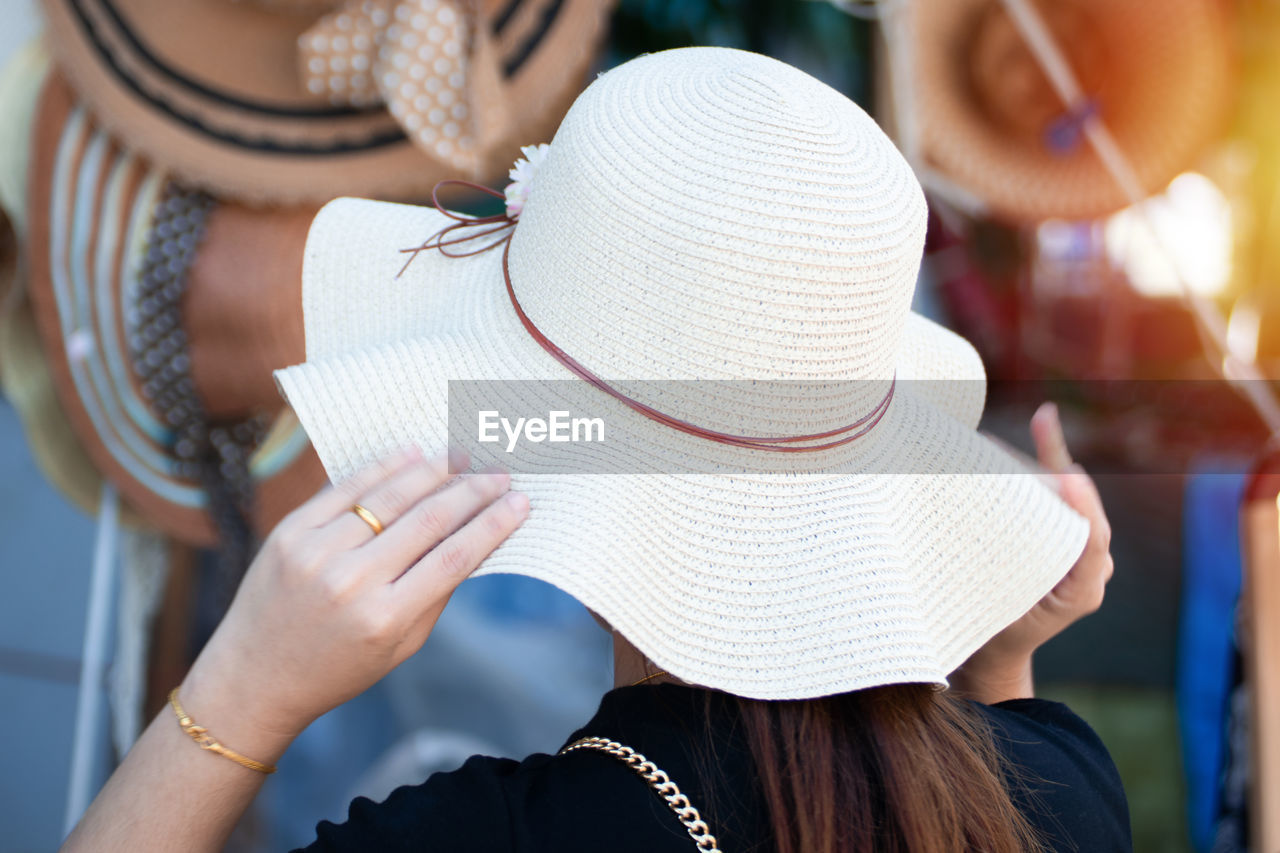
[912,0,1232,222]
[39,0,614,205]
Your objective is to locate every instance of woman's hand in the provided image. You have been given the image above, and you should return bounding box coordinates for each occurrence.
[179,448,529,759]
[60,448,527,853]
[950,403,1115,703]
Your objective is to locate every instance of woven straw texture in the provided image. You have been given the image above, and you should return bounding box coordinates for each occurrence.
[277,48,1088,700]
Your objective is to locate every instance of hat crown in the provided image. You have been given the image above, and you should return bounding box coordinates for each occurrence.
[507,47,928,391]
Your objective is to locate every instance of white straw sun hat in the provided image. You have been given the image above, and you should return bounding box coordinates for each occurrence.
[275,47,1089,701]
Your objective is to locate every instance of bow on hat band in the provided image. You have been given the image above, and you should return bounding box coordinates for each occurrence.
[298,0,510,174]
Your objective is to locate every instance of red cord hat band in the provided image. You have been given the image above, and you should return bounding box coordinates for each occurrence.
[399,181,895,453]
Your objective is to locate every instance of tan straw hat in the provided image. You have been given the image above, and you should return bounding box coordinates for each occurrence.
[276,47,1089,700]
[39,0,613,205]
[913,0,1232,222]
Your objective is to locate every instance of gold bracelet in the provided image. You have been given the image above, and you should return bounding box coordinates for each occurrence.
[168,688,277,775]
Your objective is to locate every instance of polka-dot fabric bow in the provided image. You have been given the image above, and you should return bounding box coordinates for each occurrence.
[298,0,509,173]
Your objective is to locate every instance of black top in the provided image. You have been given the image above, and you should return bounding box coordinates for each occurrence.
[296,685,1132,852]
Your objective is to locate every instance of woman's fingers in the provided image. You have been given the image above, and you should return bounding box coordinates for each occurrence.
[1056,467,1114,608]
[362,469,513,581]
[290,447,429,528]
[1032,401,1111,586]
[1031,402,1073,473]
[319,451,457,549]
[392,490,530,618]
[1030,401,1109,555]
[1060,466,1111,552]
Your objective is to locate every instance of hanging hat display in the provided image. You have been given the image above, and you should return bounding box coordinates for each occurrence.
[39,0,614,205]
[911,0,1232,222]
[6,0,614,546]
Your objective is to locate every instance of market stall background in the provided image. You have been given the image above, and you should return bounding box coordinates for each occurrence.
[1,0,1267,850]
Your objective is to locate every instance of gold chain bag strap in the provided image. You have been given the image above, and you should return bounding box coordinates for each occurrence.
[560,737,723,852]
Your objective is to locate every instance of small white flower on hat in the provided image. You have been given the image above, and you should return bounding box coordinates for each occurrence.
[504,143,550,219]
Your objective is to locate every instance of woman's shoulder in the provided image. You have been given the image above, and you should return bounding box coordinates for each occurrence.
[973,698,1133,851]
[296,752,532,852]
[295,686,728,852]
[296,743,699,853]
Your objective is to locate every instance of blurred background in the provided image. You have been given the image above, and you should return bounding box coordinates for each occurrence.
[2,0,1278,850]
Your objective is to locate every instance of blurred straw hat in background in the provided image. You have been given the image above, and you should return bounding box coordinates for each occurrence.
[19,72,325,543]
[5,0,614,542]
[913,0,1232,222]
[39,0,613,205]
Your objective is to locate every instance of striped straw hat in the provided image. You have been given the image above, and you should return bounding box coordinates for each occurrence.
[39,0,613,205]
[20,70,325,545]
[276,47,1089,700]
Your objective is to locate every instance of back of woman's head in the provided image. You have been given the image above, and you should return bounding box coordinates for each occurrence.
[738,685,1042,853]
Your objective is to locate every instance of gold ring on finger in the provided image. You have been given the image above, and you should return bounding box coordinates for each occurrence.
[351,503,385,535]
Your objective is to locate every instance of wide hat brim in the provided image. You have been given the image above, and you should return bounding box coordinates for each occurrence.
[40,0,613,205]
[914,0,1232,223]
[25,72,326,544]
[274,199,1088,700]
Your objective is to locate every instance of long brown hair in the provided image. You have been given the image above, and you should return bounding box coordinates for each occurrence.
[737,684,1043,853]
